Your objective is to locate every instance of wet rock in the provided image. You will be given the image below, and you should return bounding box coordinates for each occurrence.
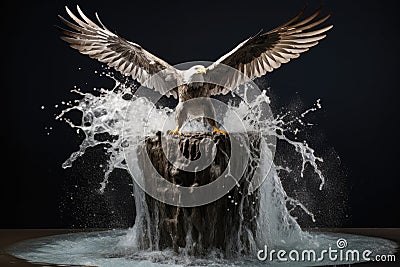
[138,131,261,256]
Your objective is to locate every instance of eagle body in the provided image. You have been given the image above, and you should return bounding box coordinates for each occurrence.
[58,5,332,134]
[176,81,217,131]
[178,83,211,101]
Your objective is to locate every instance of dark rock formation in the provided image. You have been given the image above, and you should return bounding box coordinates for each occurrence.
[138,131,261,256]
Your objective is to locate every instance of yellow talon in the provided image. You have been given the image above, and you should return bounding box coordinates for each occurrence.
[212,126,228,135]
[169,127,183,136]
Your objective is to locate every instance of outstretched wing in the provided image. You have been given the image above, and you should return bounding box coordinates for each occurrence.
[58,5,180,98]
[206,7,333,95]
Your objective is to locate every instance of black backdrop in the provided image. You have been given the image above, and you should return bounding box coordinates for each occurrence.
[1,0,399,228]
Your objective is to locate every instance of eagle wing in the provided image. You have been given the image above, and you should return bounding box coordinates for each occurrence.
[206,7,333,95]
[58,6,180,98]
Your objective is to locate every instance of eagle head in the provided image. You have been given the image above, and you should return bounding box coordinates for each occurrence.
[183,65,207,83]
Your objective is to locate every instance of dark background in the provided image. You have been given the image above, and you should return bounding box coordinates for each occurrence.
[1,0,399,228]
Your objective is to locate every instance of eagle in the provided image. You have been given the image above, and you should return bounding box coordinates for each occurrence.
[58,6,332,135]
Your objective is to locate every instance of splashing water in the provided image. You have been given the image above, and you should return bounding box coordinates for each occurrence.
[10,72,397,266]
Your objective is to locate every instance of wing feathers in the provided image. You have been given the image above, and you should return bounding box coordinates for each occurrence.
[76,5,99,28]
[287,7,322,29]
[58,5,180,98]
[95,12,112,32]
[288,14,331,33]
[281,35,327,43]
[65,6,96,31]
[58,15,95,35]
[207,7,332,95]
[289,25,333,38]
[279,6,307,28]
[59,6,331,99]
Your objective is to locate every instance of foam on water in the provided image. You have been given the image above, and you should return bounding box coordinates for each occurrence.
[9,74,397,266]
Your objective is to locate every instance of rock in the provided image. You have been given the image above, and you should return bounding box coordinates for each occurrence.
[137,131,261,256]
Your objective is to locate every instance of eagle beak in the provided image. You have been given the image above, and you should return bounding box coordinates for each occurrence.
[196,67,207,74]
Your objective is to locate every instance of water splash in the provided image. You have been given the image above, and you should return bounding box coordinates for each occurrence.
[56,73,324,245]
[10,71,397,266]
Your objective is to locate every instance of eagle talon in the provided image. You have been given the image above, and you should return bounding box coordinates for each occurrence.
[169,127,183,136]
[212,126,228,135]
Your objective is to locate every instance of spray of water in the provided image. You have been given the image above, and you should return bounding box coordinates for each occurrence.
[9,69,398,266]
[54,68,326,251]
